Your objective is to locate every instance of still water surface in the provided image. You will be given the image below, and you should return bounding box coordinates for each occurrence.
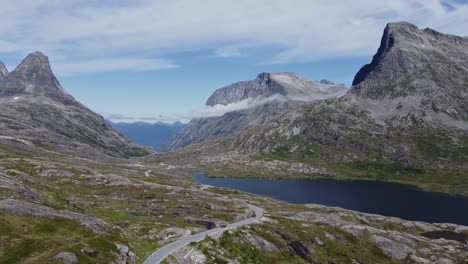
[193,173,468,225]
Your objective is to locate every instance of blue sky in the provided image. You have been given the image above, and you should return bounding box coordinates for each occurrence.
[0,0,467,123]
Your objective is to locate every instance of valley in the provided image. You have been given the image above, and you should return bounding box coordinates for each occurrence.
[0,20,467,264]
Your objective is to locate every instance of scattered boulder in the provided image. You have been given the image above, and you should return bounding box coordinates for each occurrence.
[324,232,337,242]
[410,254,431,264]
[156,227,191,245]
[184,217,219,230]
[81,246,98,258]
[313,236,325,246]
[244,233,278,252]
[112,243,138,264]
[288,240,314,262]
[53,252,78,264]
[371,235,416,260]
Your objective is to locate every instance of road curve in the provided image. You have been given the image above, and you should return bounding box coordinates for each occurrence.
[143,204,263,264]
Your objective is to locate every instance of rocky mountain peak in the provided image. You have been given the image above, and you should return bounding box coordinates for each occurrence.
[0,51,76,105]
[256,72,272,82]
[0,52,150,158]
[351,21,468,100]
[0,61,8,79]
[320,79,334,85]
[13,51,53,77]
[206,72,346,106]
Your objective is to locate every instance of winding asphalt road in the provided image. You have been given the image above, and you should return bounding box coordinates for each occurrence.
[143,204,264,264]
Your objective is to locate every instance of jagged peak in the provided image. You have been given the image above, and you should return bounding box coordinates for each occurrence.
[351,21,468,99]
[320,79,334,85]
[12,51,53,76]
[256,72,271,81]
[352,22,425,86]
[0,51,79,105]
[385,21,419,32]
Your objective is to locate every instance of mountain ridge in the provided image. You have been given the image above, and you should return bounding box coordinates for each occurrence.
[0,52,151,158]
[206,72,346,106]
[164,21,468,181]
[169,72,347,150]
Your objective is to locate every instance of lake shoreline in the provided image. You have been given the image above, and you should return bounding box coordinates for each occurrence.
[194,172,468,226]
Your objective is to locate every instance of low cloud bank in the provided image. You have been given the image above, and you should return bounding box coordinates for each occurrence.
[193,94,287,118]
[105,89,349,124]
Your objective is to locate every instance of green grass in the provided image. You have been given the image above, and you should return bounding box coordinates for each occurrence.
[0,213,124,264]
[204,158,468,197]
[190,217,396,264]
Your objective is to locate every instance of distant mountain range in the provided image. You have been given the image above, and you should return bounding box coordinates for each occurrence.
[168,72,347,150]
[109,121,184,152]
[0,52,150,158]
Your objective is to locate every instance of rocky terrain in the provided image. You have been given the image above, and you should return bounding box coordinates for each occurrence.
[0,52,150,159]
[169,73,346,150]
[1,150,467,263]
[166,188,468,264]
[0,22,467,264]
[160,22,468,196]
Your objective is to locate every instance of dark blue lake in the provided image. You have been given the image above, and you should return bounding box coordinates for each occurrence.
[193,173,468,225]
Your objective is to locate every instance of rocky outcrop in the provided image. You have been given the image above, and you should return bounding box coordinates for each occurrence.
[112,244,138,264]
[288,240,314,262]
[0,52,150,158]
[371,234,416,260]
[0,199,108,234]
[244,233,278,252]
[53,252,78,264]
[0,172,41,200]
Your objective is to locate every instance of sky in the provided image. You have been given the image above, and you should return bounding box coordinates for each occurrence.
[0,0,467,123]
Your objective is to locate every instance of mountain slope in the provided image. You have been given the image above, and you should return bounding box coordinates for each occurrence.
[0,61,8,79]
[169,72,346,150]
[235,22,468,168]
[163,22,468,190]
[0,52,150,158]
[110,121,184,151]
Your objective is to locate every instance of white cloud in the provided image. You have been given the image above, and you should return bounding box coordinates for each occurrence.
[52,57,176,76]
[215,47,242,58]
[193,95,287,118]
[0,0,467,75]
[103,112,187,124]
[104,95,286,123]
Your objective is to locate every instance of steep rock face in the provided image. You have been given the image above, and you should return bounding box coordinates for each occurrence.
[169,100,304,150]
[0,52,77,105]
[351,21,468,121]
[169,73,346,150]
[0,61,8,79]
[0,52,150,158]
[182,22,468,171]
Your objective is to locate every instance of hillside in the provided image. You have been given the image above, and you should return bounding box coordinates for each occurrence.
[159,22,468,195]
[169,72,346,150]
[0,52,151,159]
